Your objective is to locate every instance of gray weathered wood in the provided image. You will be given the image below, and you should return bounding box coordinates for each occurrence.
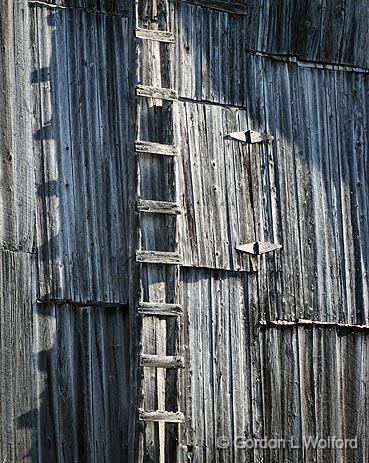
[140,355,185,368]
[229,129,274,144]
[136,84,178,101]
[137,199,181,214]
[5,1,369,463]
[138,302,183,317]
[139,410,185,423]
[136,251,183,264]
[182,0,248,15]
[135,28,175,43]
[37,298,128,310]
[261,319,369,331]
[135,140,179,156]
[236,241,282,255]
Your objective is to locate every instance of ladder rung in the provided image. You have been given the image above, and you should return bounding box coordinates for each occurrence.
[136,84,178,101]
[135,141,179,156]
[135,28,175,43]
[139,410,185,423]
[136,251,182,265]
[138,302,183,317]
[140,355,184,369]
[137,199,181,215]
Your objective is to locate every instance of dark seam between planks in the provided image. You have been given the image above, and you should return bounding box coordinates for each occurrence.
[0,248,36,256]
[181,0,248,16]
[179,58,369,111]
[28,0,129,18]
[37,298,129,309]
[260,319,369,332]
[251,50,369,74]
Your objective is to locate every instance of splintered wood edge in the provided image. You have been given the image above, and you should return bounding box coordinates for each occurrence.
[135,28,175,43]
[140,355,185,368]
[139,410,185,423]
[136,251,183,264]
[135,141,179,156]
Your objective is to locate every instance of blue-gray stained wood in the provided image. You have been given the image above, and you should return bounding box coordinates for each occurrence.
[179,66,369,321]
[30,3,132,461]
[31,4,130,303]
[0,1,131,461]
[36,303,130,462]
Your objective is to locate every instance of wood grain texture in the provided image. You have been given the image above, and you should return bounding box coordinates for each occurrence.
[29,0,129,15]
[135,140,179,156]
[135,28,175,43]
[181,268,369,462]
[178,58,369,323]
[0,251,38,462]
[136,84,178,101]
[29,3,132,461]
[138,301,183,317]
[2,1,369,462]
[136,250,183,264]
[0,0,34,253]
[179,0,369,70]
[31,5,130,303]
[140,355,185,368]
[35,302,130,462]
[137,199,181,214]
[139,410,185,423]
[0,4,38,462]
[182,0,248,15]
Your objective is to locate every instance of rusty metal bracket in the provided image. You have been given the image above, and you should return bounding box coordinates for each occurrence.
[228,129,274,144]
[236,241,282,255]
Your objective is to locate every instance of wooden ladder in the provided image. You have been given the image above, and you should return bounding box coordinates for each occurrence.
[131,1,184,462]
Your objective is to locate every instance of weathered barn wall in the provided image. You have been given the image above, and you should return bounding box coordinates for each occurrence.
[29,0,128,14]
[30,1,132,461]
[179,68,369,322]
[2,0,369,462]
[180,0,369,70]
[0,252,38,461]
[35,304,130,461]
[180,267,369,463]
[0,1,34,252]
[1,1,132,461]
[177,1,369,462]
[31,3,130,303]
[0,1,38,461]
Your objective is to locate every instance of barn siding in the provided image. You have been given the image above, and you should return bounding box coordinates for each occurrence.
[30,3,132,461]
[1,0,369,462]
[179,59,369,323]
[0,251,38,462]
[181,268,369,463]
[31,4,130,303]
[0,2,38,461]
[29,0,128,15]
[0,1,34,252]
[35,304,130,462]
[177,2,369,462]
[179,1,369,70]
[0,1,131,461]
